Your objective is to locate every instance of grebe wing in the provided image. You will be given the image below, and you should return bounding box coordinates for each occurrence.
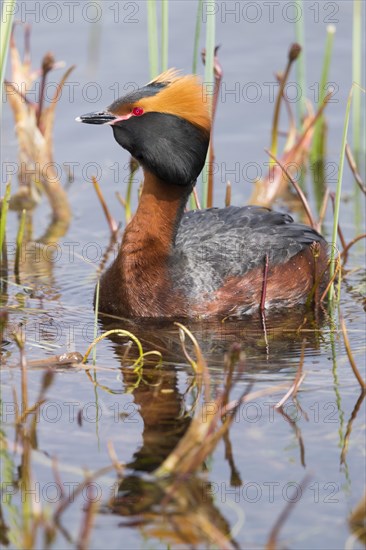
[173,206,325,289]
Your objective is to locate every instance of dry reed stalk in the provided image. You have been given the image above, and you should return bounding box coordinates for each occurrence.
[265,149,316,228]
[340,316,366,390]
[91,176,119,235]
[250,93,331,207]
[5,26,73,238]
[266,475,311,550]
[341,233,366,264]
[345,143,366,194]
[340,391,365,465]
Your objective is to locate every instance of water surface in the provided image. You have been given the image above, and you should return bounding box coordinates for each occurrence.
[1,2,365,548]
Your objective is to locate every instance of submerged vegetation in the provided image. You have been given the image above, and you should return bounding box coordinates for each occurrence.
[1,0,365,548]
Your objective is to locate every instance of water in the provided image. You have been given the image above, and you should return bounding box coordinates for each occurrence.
[1,1,365,549]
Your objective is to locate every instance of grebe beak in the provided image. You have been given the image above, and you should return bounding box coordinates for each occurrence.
[75,111,116,125]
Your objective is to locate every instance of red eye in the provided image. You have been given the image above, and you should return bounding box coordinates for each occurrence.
[132,107,144,116]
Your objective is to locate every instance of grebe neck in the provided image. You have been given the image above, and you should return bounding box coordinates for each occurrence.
[105,171,192,316]
[122,170,192,253]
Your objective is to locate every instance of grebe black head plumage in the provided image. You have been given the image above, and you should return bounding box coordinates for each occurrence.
[77,69,211,188]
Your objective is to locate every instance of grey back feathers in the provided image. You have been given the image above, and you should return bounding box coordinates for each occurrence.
[171,206,325,298]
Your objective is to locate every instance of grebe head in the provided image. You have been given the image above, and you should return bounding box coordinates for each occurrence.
[77,69,211,187]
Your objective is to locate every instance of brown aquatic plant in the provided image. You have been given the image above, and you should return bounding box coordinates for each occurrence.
[345,143,366,195]
[201,45,223,207]
[348,491,366,546]
[2,333,118,547]
[270,42,302,160]
[76,483,99,550]
[250,41,331,210]
[266,475,311,550]
[265,149,317,229]
[340,315,366,390]
[341,233,366,265]
[225,180,232,206]
[288,42,302,63]
[260,253,269,312]
[4,24,74,239]
[91,176,119,236]
[340,391,365,465]
[154,329,243,479]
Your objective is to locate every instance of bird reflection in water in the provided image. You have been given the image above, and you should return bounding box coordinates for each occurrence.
[97,308,326,548]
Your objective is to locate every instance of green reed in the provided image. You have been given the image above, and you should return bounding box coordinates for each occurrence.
[145,0,215,208]
[93,279,100,366]
[147,0,169,77]
[92,279,101,445]
[294,0,306,124]
[192,0,203,74]
[124,159,139,224]
[351,1,364,244]
[190,0,204,210]
[0,433,20,548]
[0,0,16,107]
[201,1,216,208]
[329,87,353,302]
[0,182,11,261]
[311,25,336,163]
[161,0,169,72]
[352,0,363,156]
[14,209,26,278]
[147,0,159,79]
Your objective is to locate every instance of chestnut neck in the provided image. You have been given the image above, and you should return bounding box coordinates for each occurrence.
[111,170,191,315]
[117,170,192,301]
[122,170,192,251]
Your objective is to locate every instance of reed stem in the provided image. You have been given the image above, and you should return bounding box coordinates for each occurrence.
[192,0,203,74]
[201,1,215,208]
[189,0,204,210]
[294,0,306,124]
[92,280,100,366]
[329,87,353,301]
[161,0,168,72]
[14,209,26,278]
[352,0,363,157]
[0,182,11,261]
[270,43,301,164]
[0,0,16,108]
[147,0,159,79]
[311,25,336,163]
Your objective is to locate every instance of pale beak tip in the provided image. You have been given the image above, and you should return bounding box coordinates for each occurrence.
[75,116,82,122]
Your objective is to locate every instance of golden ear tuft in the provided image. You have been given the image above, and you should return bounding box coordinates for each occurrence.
[142,70,211,134]
[147,68,182,86]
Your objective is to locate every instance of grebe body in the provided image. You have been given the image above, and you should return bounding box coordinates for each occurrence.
[77,70,328,318]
